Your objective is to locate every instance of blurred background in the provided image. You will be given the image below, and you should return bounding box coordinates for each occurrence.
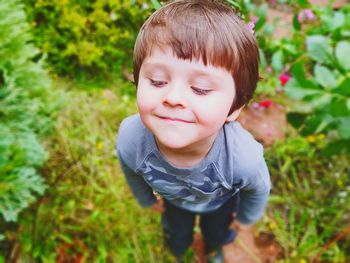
[0,0,349,262]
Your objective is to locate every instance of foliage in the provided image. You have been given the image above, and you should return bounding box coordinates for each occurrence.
[284,4,350,156]
[17,84,175,261]
[0,0,56,224]
[3,0,349,261]
[265,136,350,260]
[249,2,350,155]
[23,0,153,79]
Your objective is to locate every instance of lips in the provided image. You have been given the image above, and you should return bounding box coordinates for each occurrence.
[157,115,194,123]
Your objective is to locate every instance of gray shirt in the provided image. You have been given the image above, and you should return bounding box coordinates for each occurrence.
[116,114,271,224]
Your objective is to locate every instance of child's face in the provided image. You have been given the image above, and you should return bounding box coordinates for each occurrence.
[137,47,239,151]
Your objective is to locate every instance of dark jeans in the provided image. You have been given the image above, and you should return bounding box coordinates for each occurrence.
[161,194,240,257]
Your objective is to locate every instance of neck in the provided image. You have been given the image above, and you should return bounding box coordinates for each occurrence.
[155,133,217,168]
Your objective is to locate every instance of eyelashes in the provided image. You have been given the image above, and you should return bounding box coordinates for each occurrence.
[150,79,167,87]
[149,79,212,96]
[191,87,211,95]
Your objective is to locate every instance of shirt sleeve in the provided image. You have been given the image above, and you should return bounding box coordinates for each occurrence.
[119,157,157,208]
[236,158,271,225]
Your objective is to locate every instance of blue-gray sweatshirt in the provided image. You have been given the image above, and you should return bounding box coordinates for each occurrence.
[116,114,271,224]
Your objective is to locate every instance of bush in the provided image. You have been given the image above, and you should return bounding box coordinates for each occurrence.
[284,4,350,156]
[23,0,153,78]
[0,0,56,236]
[0,4,58,262]
[265,137,350,260]
[249,1,350,155]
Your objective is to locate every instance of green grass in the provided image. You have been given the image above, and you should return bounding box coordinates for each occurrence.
[18,78,176,262]
[263,137,350,261]
[14,77,350,262]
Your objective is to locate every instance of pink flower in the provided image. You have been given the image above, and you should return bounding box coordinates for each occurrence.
[259,100,273,108]
[252,102,260,109]
[304,9,315,20]
[250,16,259,24]
[247,22,255,34]
[298,9,316,23]
[279,73,291,86]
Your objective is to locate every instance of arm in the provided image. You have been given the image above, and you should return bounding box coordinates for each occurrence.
[236,159,271,225]
[119,157,157,208]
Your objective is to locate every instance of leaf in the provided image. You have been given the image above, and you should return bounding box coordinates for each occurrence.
[291,62,306,81]
[291,62,319,89]
[283,43,297,55]
[303,93,332,110]
[150,0,161,9]
[323,11,345,31]
[330,98,350,117]
[322,139,350,156]
[335,41,350,71]
[255,16,267,31]
[259,48,267,68]
[337,117,350,139]
[263,24,275,35]
[256,3,268,18]
[287,112,307,129]
[296,0,309,6]
[306,35,332,64]
[333,78,350,96]
[341,30,350,38]
[314,65,337,89]
[271,50,284,72]
[301,113,333,135]
[293,14,301,31]
[268,195,287,204]
[226,0,241,9]
[285,78,323,100]
[57,233,73,244]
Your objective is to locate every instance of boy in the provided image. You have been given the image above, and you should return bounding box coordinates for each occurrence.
[116,0,271,261]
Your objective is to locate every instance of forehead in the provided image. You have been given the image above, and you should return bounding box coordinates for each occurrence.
[141,46,233,80]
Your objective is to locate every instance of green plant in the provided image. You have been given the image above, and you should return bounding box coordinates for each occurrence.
[285,4,350,155]
[264,137,350,260]
[248,1,350,155]
[23,0,153,79]
[0,0,56,225]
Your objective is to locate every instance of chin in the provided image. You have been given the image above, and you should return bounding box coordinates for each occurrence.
[158,139,189,149]
[155,135,192,150]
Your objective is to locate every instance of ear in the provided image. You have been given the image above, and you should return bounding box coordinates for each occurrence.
[226,106,244,122]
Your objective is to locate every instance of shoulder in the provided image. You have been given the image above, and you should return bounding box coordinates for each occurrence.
[118,114,145,139]
[223,121,264,161]
[221,121,269,188]
[116,114,148,168]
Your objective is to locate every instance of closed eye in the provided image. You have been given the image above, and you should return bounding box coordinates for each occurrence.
[150,79,167,87]
[191,87,212,95]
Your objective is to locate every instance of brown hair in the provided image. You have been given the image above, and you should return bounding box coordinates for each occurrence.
[133,0,259,114]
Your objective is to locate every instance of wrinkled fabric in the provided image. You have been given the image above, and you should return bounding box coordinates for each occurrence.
[116,114,271,224]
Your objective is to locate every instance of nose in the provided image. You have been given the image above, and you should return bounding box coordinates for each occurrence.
[162,83,185,108]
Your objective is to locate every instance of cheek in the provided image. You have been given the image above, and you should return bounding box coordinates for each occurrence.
[136,86,158,114]
[195,95,233,123]
[198,108,229,128]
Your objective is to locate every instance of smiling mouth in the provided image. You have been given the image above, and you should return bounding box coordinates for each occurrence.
[157,116,194,123]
